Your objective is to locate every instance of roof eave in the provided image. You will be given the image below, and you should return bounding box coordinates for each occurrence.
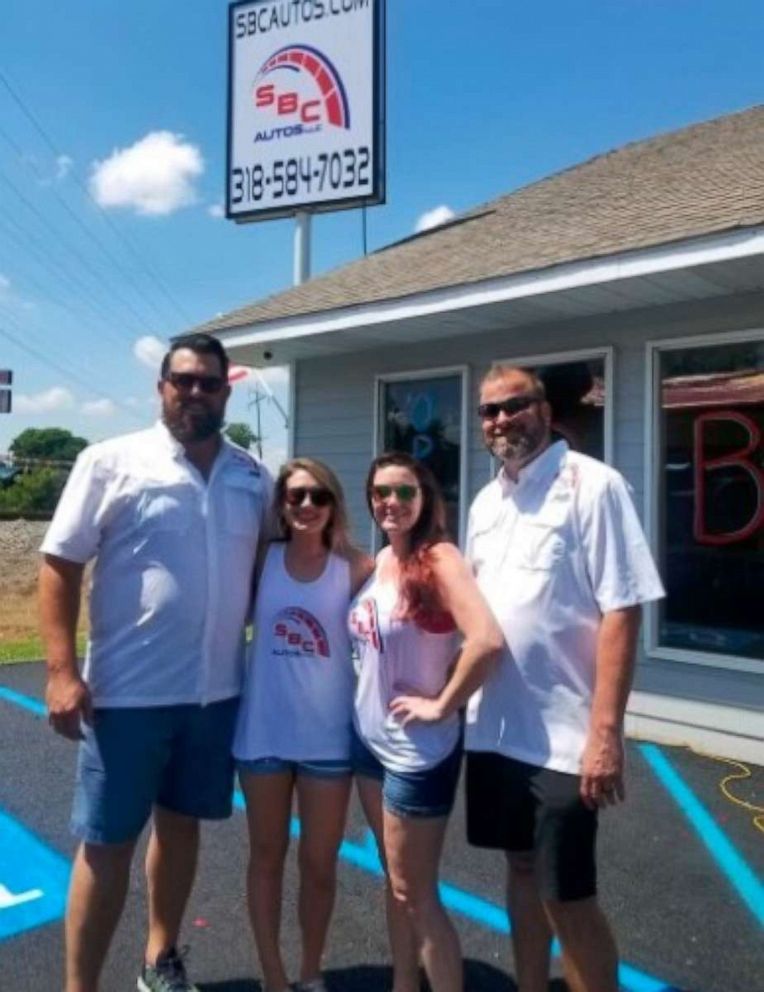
[210,224,764,359]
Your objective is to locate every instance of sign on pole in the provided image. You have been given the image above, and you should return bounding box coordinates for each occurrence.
[0,370,11,414]
[227,0,385,222]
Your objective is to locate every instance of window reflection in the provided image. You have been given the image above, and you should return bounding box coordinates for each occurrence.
[381,375,462,541]
[659,341,763,661]
[537,359,605,460]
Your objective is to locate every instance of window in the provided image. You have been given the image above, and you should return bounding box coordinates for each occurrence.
[377,369,466,542]
[654,336,763,664]
[492,350,612,463]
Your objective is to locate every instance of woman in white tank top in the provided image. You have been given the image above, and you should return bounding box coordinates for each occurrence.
[234,458,372,992]
[349,453,503,992]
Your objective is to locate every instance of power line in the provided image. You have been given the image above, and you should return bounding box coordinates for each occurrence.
[0,119,175,330]
[0,322,145,422]
[0,68,194,327]
[0,206,143,350]
[0,166,158,334]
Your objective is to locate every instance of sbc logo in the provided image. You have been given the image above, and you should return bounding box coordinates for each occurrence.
[273,608,330,658]
[252,44,350,130]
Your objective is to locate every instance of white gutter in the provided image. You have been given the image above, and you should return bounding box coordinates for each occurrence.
[216,225,764,350]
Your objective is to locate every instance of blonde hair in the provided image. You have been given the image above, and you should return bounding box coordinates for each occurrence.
[275,457,356,557]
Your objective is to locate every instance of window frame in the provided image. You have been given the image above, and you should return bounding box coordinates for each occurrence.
[373,365,470,551]
[644,327,763,674]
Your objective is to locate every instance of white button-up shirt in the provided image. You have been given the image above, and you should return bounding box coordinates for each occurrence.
[41,422,273,708]
[465,441,665,774]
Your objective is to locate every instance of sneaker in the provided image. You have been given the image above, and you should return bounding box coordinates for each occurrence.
[137,947,199,992]
[294,980,327,992]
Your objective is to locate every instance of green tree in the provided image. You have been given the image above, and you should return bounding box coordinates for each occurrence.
[224,422,258,450]
[10,427,88,463]
[0,467,68,514]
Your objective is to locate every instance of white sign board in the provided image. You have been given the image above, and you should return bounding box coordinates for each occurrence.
[227,0,385,222]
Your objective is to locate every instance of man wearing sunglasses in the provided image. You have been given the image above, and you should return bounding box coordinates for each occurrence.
[465,365,664,992]
[39,333,273,992]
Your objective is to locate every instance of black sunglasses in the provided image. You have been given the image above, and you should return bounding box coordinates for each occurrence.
[477,394,541,420]
[165,372,226,394]
[284,486,334,508]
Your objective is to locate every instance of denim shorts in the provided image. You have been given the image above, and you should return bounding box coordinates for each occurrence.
[71,698,239,845]
[351,728,462,819]
[237,756,352,779]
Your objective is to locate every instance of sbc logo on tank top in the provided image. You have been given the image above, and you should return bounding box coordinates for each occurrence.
[348,598,384,653]
[273,607,330,659]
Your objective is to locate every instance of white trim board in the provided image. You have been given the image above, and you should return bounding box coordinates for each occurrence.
[216,226,764,351]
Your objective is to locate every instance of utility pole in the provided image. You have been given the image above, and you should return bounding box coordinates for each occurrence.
[247,384,265,461]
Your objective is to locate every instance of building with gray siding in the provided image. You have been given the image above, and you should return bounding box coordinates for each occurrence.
[192,106,764,761]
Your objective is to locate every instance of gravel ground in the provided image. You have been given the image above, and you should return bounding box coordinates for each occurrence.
[0,520,49,590]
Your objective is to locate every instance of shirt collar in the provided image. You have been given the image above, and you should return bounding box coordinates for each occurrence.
[152,420,230,469]
[497,440,568,495]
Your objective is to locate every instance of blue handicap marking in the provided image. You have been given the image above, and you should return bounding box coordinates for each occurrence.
[0,806,70,942]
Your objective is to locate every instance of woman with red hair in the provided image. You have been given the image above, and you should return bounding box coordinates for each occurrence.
[349,452,503,992]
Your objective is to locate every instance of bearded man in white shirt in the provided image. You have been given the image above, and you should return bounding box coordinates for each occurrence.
[465,365,664,992]
[39,334,273,992]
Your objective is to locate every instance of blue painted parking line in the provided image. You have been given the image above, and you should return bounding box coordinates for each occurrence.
[639,742,764,928]
[234,791,677,992]
[0,685,46,718]
[0,806,70,942]
[3,686,746,989]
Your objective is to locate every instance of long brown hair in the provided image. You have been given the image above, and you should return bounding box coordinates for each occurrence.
[276,457,355,557]
[366,452,452,621]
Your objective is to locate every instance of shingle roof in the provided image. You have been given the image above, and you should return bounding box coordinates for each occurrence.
[194,105,764,335]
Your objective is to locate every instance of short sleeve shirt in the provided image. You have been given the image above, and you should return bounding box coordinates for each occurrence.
[41,422,273,707]
[465,441,665,774]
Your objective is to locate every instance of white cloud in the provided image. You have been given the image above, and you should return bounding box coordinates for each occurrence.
[0,274,10,294]
[15,386,76,414]
[414,204,456,234]
[81,398,117,417]
[207,202,225,218]
[55,154,74,181]
[90,131,204,216]
[134,335,167,370]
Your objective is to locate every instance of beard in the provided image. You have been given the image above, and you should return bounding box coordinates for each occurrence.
[163,402,224,443]
[488,422,546,464]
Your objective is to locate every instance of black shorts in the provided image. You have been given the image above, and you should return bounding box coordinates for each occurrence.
[466,750,597,902]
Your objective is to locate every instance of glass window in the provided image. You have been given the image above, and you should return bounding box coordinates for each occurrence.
[517,357,607,460]
[657,339,763,662]
[380,373,463,540]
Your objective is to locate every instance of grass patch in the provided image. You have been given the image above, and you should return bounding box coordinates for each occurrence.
[0,633,87,665]
[0,635,45,664]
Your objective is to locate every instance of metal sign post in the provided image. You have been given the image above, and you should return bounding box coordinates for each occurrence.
[293,211,312,285]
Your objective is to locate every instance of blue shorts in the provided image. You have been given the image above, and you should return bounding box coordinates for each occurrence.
[237,756,352,779]
[71,698,239,845]
[351,729,462,819]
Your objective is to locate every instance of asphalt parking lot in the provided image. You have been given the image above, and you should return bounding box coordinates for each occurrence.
[1,661,762,992]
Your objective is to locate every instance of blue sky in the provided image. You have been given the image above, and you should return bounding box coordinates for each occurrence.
[0,0,761,467]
